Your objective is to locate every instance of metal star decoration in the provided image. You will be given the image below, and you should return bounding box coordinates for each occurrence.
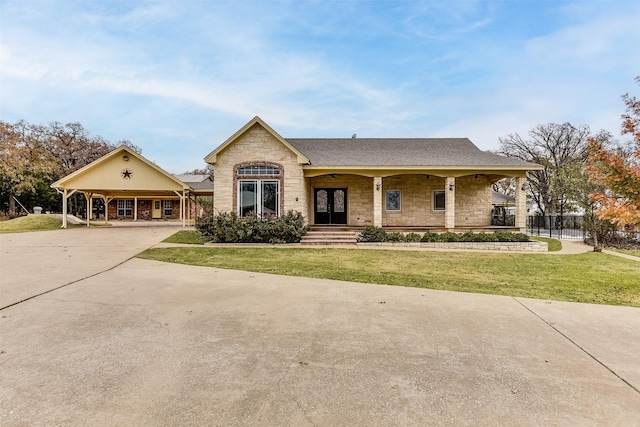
[121,169,133,179]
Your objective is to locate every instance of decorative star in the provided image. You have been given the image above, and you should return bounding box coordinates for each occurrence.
[121,169,133,179]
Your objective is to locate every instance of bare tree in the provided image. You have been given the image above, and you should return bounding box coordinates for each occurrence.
[498,123,607,215]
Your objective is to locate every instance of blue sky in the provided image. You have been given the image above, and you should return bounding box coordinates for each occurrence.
[1,0,639,173]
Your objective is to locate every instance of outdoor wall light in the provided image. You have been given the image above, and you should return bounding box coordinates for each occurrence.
[123,155,129,161]
[449,183,454,191]
[376,183,381,191]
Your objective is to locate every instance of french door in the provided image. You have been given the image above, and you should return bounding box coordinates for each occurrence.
[238,180,279,216]
[314,188,347,225]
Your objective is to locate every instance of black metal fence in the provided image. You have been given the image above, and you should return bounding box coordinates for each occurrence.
[527,215,586,240]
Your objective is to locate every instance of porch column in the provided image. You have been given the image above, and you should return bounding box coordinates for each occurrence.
[87,193,92,228]
[182,190,186,227]
[445,177,456,231]
[515,176,527,232]
[373,177,383,227]
[62,189,68,229]
[134,197,138,221]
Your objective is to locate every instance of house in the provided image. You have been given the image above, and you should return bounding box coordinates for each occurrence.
[204,116,542,231]
[52,116,542,231]
[50,147,213,228]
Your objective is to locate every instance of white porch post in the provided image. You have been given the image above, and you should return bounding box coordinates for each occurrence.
[62,189,68,229]
[87,193,92,227]
[182,190,186,227]
[515,176,527,232]
[373,177,383,227]
[445,177,456,231]
[134,197,138,221]
[104,195,112,225]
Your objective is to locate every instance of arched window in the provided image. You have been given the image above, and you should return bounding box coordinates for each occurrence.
[237,165,281,176]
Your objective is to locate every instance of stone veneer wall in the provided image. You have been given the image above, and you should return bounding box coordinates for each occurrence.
[382,175,446,227]
[453,175,492,227]
[212,124,308,219]
[307,174,494,227]
[381,175,492,227]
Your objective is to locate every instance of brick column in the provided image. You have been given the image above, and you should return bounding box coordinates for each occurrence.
[373,177,382,227]
[445,177,456,231]
[515,176,527,232]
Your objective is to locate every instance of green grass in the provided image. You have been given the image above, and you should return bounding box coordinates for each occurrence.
[611,249,640,258]
[162,230,208,245]
[137,247,640,307]
[530,236,562,252]
[0,215,74,233]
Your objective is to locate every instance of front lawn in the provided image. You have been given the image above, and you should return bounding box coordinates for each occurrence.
[0,215,72,233]
[137,247,640,307]
[162,230,207,245]
[530,236,562,252]
[611,249,640,258]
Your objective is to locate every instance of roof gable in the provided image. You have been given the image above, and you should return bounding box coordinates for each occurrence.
[51,146,188,191]
[204,116,309,164]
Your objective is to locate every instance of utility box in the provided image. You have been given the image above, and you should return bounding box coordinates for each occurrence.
[33,206,42,215]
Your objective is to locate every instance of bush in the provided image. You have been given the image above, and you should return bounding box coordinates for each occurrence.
[356,229,532,244]
[385,232,406,242]
[357,226,386,242]
[420,231,439,242]
[195,210,307,243]
[438,231,460,242]
[405,232,422,242]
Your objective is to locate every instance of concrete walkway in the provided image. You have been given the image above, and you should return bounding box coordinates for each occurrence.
[1,227,639,426]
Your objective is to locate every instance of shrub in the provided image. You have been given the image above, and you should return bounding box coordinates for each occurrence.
[385,232,406,242]
[405,232,422,242]
[438,231,460,242]
[195,210,307,243]
[421,231,439,242]
[357,226,386,242]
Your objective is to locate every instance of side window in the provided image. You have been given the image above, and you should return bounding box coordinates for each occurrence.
[433,190,446,211]
[385,190,401,211]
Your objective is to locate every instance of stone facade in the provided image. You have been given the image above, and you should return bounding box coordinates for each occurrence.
[305,174,493,227]
[208,119,527,229]
[213,124,308,219]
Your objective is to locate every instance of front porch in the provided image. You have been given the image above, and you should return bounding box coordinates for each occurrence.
[306,173,527,232]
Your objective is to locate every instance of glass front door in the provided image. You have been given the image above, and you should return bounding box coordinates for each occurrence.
[314,188,347,224]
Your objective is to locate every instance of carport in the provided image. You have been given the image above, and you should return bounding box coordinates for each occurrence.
[51,146,192,228]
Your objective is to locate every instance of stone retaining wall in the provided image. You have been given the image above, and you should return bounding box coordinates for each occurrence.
[359,241,548,252]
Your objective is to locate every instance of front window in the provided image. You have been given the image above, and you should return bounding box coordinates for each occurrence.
[117,199,133,216]
[238,180,279,216]
[385,190,401,211]
[433,190,446,211]
[163,200,173,216]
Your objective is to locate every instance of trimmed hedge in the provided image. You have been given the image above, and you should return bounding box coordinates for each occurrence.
[196,211,307,244]
[356,226,530,243]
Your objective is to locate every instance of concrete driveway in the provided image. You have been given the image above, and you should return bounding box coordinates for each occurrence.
[1,228,639,426]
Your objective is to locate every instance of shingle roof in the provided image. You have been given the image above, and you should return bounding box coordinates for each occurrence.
[286,138,537,168]
[174,174,211,183]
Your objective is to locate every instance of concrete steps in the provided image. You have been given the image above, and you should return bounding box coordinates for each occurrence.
[300,227,359,246]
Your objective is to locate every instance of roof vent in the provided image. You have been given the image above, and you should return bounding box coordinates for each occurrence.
[352,134,356,138]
